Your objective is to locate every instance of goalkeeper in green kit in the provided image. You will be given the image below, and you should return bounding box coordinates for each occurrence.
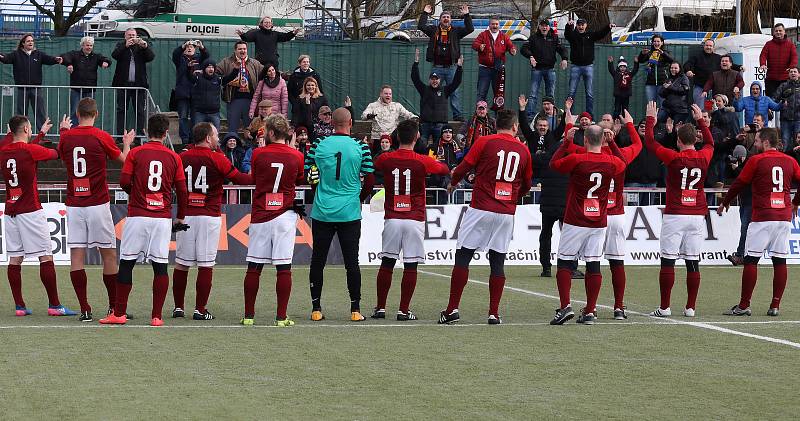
[305,107,375,321]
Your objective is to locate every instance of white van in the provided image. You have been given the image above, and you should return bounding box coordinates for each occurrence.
[612,0,737,45]
[83,0,303,39]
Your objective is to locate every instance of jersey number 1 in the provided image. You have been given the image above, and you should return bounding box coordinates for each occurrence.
[495,150,520,181]
[392,168,411,195]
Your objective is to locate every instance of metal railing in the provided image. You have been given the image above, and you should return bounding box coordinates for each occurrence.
[1,186,761,208]
[0,84,171,147]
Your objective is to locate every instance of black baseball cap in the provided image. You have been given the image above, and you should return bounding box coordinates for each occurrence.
[576,18,587,24]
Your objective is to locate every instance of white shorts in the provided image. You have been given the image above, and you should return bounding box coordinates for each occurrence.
[660,214,704,261]
[557,223,606,262]
[175,215,222,267]
[379,218,426,263]
[603,214,626,260]
[745,221,791,258]
[119,216,172,264]
[247,210,297,265]
[67,203,116,249]
[4,210,52,258]
[456,207,514,253]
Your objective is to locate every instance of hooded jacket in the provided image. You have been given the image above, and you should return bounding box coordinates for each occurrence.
[0,48,60,85]
[773,78,800,121]
[173,45,210,100]
[734,81,783,124]
[361,99,417,140]
[521,29,567,70]
[411,62,462,123]
[189,59,222,114]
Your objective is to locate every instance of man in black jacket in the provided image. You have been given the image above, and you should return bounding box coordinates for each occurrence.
[237,16,301,68]
[60,36,112,126]
[564,18,613,115]
[517,95,575,277]
[189,59,222,131]
[418,3,473,121]
[411,48,463,147]
[0,33,62,130]
[521,20,568,119]
[112,28,155,138]
[172,40,210,144]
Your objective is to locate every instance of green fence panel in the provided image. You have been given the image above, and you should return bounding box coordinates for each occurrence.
[0,37,796,125]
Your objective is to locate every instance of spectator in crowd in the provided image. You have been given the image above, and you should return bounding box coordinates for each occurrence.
[372,133,394,185]
[172,40,209,144]
[518,96,554,180]
[658,62,690,124]
[313,105,335,142]
[428,125,462,188]
[788,132,800,164]
[623,119,663,205]
[531,96,565,139]
[0,33,63,130]
[608,55,639,119]
[291,77,329,140]
[60,36,111,126]
[295,126,310,156]
[572,107,592,146]
[702,54,743,106]
[521,19,568,119]
[759,23,798,97]
[684,39,741,107]
[244,99,273,142]
[411,48,463,147]
[637,35,674,106]
[773,67,800,150]
[361,85,417,146]
[459,100,496,150]
[471,16,516,106]
[250,63,289,118]
[564,18,613,115]
[236,15,301,68]
[733,80,781,126]
[111,28,154,137]
[418,3,473,121]
[218,41,263,137]
[711,94,740,144]
[222,134,251,174]
[189,58,222,130]
[287,55,322,111]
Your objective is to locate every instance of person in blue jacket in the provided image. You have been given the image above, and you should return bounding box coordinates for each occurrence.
[733,80,782,125]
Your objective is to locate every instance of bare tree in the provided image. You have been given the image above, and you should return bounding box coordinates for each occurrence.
[29,0,103,37]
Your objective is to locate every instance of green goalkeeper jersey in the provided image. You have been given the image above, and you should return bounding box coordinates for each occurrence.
[305,134,374,222]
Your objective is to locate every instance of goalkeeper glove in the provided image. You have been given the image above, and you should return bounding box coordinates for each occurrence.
[307,165,319,185]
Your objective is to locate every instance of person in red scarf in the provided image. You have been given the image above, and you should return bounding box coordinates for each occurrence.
[459,100,497,151]
[472,17,516,108]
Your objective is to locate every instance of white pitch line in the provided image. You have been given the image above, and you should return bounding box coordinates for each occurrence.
[418,269,800,350]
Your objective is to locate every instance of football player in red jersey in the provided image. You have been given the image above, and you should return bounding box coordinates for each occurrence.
[241,114,306,326]
[0,117,50,148]
[718,127,800,317]
[58,98,134,322]
[0,115,77,317]
[372,119,449,321]
[172,123,252,321]
[644,102,713,318]
[561,107,642,320]
[99,114,188,327]
[439,109,533,325]
[549,122,627,325]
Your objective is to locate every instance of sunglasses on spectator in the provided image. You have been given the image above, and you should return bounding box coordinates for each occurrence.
[258,106,270,109]
[320,112,332,116]
[477,106,486,110]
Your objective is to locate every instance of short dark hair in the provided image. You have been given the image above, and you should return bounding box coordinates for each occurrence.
[234,40,247,49]
[495,109,518,130]
[534,118,549,127]
[395,119,419,146]
[8,115,29,135]
[147,113,170,139]
[757,127,780,148]
[651,34,665,44]
[720,54,733,63]
[77,97,98,118]
[774,23,785,30]
[192,122,215,144]
[753,112,766,121]
[677,123,697,145]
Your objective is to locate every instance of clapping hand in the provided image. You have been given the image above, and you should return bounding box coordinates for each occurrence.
[518,94,528,110]
[58,115,70,131]
[645,101,658,119]
[42,117,54,133]
[690,104,703,123]
[122,129,136,148]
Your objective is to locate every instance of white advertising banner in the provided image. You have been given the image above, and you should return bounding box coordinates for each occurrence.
[0,203,71,264]
[359,205,800,266]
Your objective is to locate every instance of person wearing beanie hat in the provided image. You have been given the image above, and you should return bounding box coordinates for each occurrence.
[372,133,395,185]
[190,58,223,131]
[460,100,497,150]
[608,54,640,118]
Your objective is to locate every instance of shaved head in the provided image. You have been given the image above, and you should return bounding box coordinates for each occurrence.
[332,107,352,132]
